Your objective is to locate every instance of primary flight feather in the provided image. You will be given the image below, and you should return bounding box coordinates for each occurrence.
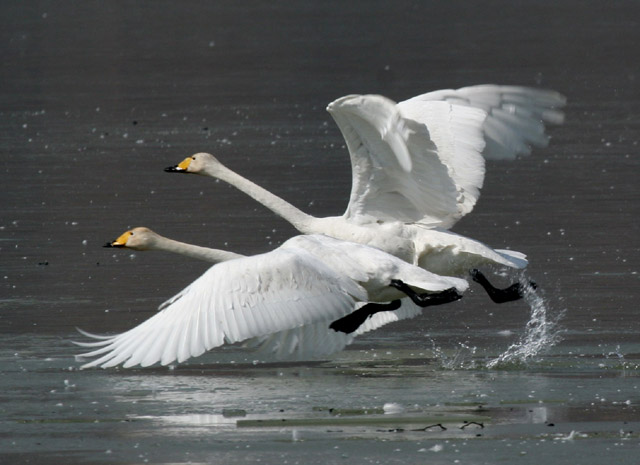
[77,230,467,368]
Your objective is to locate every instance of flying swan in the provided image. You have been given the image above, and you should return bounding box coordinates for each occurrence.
[165,85,565,301]
[97,227,451,360]
[75,229,469,368]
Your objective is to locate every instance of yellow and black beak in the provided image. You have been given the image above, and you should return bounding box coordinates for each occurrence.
[103,231,132,248]
[164,157,192,173]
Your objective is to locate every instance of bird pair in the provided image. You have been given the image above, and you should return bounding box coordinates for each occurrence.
[76,85,565,369]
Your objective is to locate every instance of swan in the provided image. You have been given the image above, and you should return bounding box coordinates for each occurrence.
[97,226,474,360]
[165,85,564,299]
[102,226,439,339]
[76,229,468,368]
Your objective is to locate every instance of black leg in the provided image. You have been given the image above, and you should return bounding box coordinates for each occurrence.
[330,300,402,334]
[389,280,463,307]
[469,269,537,303]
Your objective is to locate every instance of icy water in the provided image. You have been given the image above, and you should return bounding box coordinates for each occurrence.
[1,1,639,463]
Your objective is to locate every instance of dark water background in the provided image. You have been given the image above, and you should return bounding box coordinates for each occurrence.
[1,1,639,463]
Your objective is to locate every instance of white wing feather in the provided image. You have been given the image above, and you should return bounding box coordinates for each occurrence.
[328,94,459,226]
[329,85,565,229]
[355,299,423,336]
[244,321,355,361]
[329,94,413,173]
[400,85,566,160]
[245,299,425,361]
[399,102,487,228]
[237,235,470,362]
[76,234,469,366]
[76,246,367,368]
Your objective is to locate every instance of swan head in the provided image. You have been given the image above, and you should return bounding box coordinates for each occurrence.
[103,227,158,250]
[164,152,220,175]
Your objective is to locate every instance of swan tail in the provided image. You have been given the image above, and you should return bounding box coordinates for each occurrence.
[495,249,528,269]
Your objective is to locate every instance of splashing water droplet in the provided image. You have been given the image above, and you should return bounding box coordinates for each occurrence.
[487,276,562,368]
[432,340,479,370]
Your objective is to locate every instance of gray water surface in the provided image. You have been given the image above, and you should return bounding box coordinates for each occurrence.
[1,1,639,463]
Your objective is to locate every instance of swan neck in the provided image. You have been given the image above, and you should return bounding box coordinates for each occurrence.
[209,163,315,232]
[153,235,242,263]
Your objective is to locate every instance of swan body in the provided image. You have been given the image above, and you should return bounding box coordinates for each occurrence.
[78,229,467,368]
[169,152,527,276]
[167,85,563,278]
[103,227,450,360]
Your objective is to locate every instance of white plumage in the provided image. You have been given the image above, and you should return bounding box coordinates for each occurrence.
[331,84,565,228]
[77,231,467,368]
[167,85,564,278]
[164,85,565,287]
[83,85,564,368]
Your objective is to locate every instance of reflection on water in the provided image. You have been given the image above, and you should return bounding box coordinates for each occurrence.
[1,334,639,464]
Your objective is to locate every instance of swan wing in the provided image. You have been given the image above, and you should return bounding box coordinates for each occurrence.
[411,226,528,275]
[399,84,566,161]
[243,321,355,361]
[354,299,423,336]
[76,246,367,369]
[397,85,565,227]
[245,298,438,361]
[240,235,469,361]
[246,300,425,360]
[243,301,422,361]
[329,86,565,229]
[328,94,480,228]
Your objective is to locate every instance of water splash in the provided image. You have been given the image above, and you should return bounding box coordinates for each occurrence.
[431,341,480,370]
[486,276,563,369]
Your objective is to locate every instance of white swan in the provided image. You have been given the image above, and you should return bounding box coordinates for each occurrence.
[99,227,434,360]
[76,228,468,368]
[166,85,564,297]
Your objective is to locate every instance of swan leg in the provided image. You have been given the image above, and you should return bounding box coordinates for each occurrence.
[329,300,402,334]
[389,280,463,307]
[469,269,537,303]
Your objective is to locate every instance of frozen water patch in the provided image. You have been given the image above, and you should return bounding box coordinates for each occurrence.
[487,275,563,369]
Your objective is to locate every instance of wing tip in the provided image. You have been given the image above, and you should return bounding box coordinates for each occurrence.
[326,94,361,112]
[495,249,529,269]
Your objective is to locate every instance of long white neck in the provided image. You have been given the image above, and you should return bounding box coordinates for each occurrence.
[150,235,244,263]
[207,163,317,233]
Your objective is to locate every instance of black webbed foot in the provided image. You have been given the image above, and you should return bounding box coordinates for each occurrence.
[330,300,402,334]
[469,269,537,304]
[389,279,463,307]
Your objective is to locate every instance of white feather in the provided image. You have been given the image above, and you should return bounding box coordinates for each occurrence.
[77,234,466,368]
[171,83,563,300]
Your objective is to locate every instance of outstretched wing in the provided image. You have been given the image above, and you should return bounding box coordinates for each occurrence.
[243,320,355,361]
[328,85,565,229]
[245,299,427,361]
[240,235,470,362]
[354,299,423,336]
[399,84,566,161]
[328,94,464,227]
[75,247,367,369]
